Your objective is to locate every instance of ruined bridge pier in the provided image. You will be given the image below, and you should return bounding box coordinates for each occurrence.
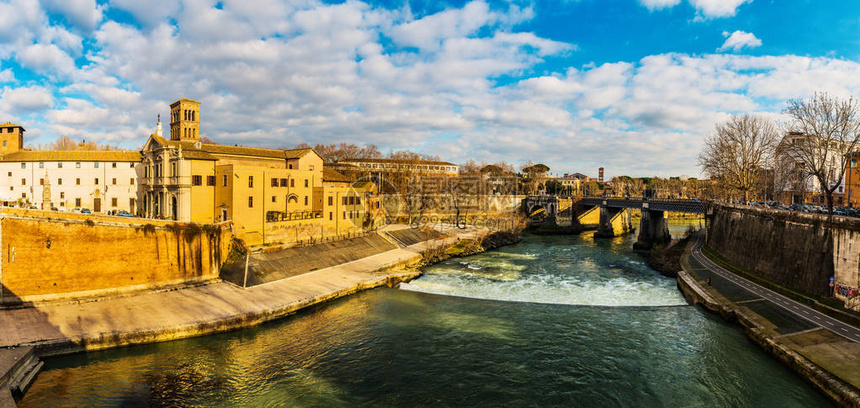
[524,196,704,248]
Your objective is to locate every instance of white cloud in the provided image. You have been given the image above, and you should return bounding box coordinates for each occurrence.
[690,0,751,18]
[109,0,181,27]
[42,0,102,32]
[16,43,76,77]
[0,86,54,113]
[718,30,762,52]
[0,69,13,83]
[638,0,682,11]
[637,0,751,19]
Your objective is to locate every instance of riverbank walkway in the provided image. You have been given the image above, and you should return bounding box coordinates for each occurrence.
[0,229,475,356]
[684,235,860,401]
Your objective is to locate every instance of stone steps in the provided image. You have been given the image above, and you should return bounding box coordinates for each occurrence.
[0,347,42,403]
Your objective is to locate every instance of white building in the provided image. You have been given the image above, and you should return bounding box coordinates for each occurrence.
[0,122,142,212]
[775,132,846,205]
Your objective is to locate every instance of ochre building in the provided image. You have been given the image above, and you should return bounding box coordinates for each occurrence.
[141,98,377,245]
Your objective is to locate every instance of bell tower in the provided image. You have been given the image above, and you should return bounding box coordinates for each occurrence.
[169,98,201,142]
[0,121,24,155]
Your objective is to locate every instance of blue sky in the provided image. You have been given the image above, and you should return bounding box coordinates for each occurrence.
[1,0,859,178]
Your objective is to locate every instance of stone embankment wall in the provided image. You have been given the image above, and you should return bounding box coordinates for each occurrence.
[0,208,232,303]
[707,204,860,300]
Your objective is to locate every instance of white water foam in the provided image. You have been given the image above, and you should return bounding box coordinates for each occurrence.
[400,273,687,307]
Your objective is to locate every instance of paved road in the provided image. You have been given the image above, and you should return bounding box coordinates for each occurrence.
[691,236,860,343]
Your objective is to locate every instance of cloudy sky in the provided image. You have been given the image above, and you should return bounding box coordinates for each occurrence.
[0,0,859,178]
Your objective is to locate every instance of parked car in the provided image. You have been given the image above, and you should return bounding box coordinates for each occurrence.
[117,210,133,217]
[80,208,92,214]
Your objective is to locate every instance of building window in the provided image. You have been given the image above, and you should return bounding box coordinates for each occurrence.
[58,162,63,168]
[356,197,361,205]
[290,179,295,187]
[207,176,215,186]
[130,178,135,185]
[223,174,228,187]
[271,178,278,187]
[130,163,135,168]
[95,178,99,185]
[112,178,117,185]
[76,162,81,168]
[20,178,25,185]
[280,178,287,187]
[58,178,62,185]
[76,178,81,185]
[309,165,314,171]
[130,198,135,209]
[39,162,44,168]
[328,197,333,206]
[304,196,308,205]
[342,197,347,205]
[192,175,202,186]
[112,162,117,168]
[329,212,333,220]
[343,211,346,219]
[39,178,44,186]
[112,198,118,207]
[21,193,25,198]
[20,163,25,169]
[94,162,99,168]
[248,196,253,208]
[75,198,81,207]
[249,176,254,188]
[304,179,308,188]
[271,195,276,203]
[60,192,64,199]
[288,164,293,169]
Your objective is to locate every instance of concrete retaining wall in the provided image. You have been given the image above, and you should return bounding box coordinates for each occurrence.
[706,204,860,298]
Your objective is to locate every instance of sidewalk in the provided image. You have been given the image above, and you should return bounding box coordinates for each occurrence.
[0,232,471,356]
[681,235,860,406]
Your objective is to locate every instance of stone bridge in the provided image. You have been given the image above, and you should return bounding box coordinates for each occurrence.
[524,195,705,249]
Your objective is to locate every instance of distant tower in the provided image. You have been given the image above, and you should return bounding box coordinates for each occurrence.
[598,167,604,183]
[156,114,163,137]
[0,121,25,155]
[169,98,201,142]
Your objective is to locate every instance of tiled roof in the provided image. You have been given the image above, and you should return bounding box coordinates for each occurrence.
[352,181,375,190]
[0,150,141,162]
[0,121,23,129]
[150,136,314,160]
[339,158,457,166]
[323,168,352,183]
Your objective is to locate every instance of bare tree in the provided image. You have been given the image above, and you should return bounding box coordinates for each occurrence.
[30,136,121,151]
[698,114,780,203]
[784,92,860,212]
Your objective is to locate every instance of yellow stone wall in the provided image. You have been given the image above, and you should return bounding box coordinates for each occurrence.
[0,209,232,301]
[189,159,215,223]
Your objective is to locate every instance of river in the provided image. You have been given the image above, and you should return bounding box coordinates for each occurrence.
[19,223,830,407]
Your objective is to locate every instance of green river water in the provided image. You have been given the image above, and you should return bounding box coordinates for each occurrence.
[19,224,831,407]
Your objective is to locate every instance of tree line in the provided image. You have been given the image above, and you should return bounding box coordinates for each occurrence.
[698,92,860,213]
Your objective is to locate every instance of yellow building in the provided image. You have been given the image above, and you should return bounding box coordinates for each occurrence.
[0,122,24,156]
[142,98,377,246]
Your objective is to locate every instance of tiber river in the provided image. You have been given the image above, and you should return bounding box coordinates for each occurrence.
[19,222,831,407]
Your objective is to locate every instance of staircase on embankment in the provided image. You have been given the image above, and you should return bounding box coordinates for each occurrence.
[0,346,43,406]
